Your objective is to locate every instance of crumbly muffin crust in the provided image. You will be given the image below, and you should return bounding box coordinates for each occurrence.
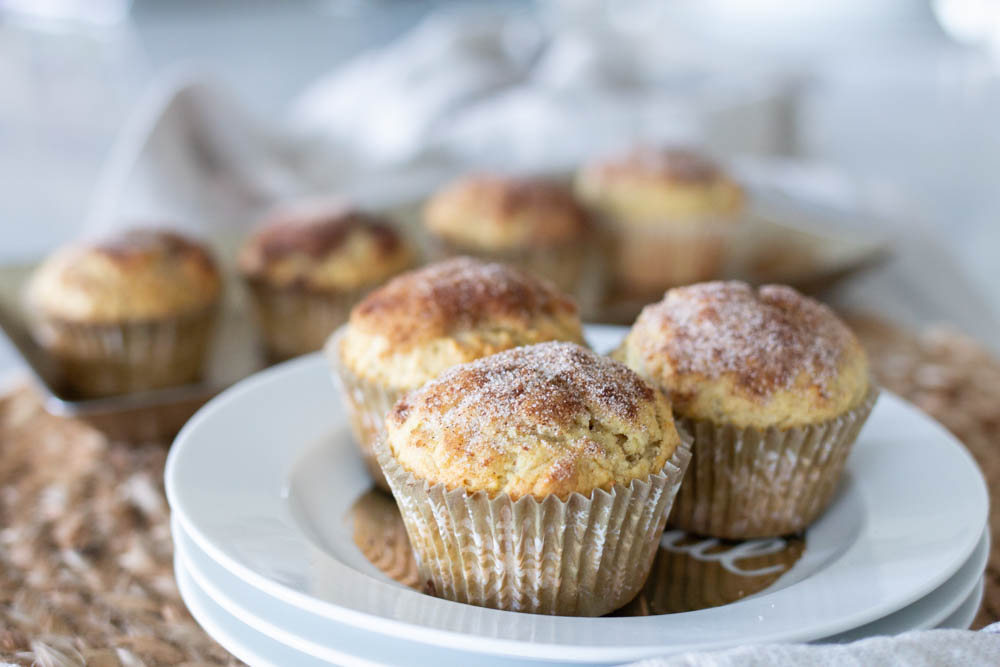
[337,257,583,389]
[27,229,220,323]
[575,147,744,225]
[423,175,588,250]
[617,281,870,428]
[386,342,680,500]
[239,202,413,291]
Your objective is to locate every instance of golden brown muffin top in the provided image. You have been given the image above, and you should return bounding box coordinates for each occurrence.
[335,257,584,389]
[239,202,414,291]
[575,146,744,224]
[591,147,722,184]
[27,228,221,323]
[616,281,870,428]
[423,174,588,250]
[386,342,680,500]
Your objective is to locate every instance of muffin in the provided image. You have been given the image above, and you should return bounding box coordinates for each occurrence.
[327,257,585,490]
[25,228,221,398]
[615,281,877,539]
[422,174,599,315]
[375,341,692,615]
[574,146,744,300]
[239,202,414,362]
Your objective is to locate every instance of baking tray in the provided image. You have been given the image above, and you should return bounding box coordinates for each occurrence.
[0,180,889,441]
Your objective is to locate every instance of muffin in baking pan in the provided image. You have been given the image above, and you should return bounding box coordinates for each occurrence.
[25,228,221,398]
[239,201,415,362]
[375,341,692,615]
[616,280,877,539]
[575,146,744,298]
[326,256,584,491]
[422,174,600,315]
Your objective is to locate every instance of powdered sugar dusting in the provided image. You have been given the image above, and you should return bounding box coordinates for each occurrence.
[599,147,721,184]
[643,282,855,397]
[352,257,577,342]
[391,342,654,450]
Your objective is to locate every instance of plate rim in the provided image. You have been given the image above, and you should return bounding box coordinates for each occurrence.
[165,326,990,661]
[174,553,344,667]
[174,515,990,663]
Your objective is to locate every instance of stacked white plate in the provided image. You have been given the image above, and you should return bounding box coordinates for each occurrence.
[166,325,989,667]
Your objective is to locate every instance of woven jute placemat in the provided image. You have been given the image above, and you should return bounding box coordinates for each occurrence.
[1,318,998,666]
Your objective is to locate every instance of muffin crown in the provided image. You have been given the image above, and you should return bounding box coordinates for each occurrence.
[575,146,744,224]
[27,228,220,322]
[239,203,412,291]
[386,341,680,500]
[350,257,577,343]
[337,257,584,388]
[423,175,588,249]
[618,281,869,427]
[589,147,721,185]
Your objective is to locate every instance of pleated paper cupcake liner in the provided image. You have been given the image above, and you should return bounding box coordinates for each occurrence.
[325,328,404,492]
[614,229,725,295]
[244,280,372,363]
[374,432,693,616]
[29,307,218,399]
[668,387,879,540]
[423,235,604,320]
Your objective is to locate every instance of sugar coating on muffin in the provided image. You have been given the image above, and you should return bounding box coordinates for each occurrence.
[423,175,588,250]
[239,203,413,291]
[617,281,869,428]
[386,341,680,500]
[27,228,220,322]
[337,257,584,389]
[575,147,744,224]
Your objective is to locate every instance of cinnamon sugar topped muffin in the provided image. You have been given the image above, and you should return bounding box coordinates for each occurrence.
[574,147,743,300]
[28,228,220,322]
[337,257,583,390]
[423,174,588,250]
[239,202,414,361]
[617,280,876,539]
[329,257,584,490]
[25,228,221,398]
[239,203,413,292]
[617,281,869,429]
[375,341,692,615]
[575,147,744,224]
[386,341,680,500]
[422,175,598,316]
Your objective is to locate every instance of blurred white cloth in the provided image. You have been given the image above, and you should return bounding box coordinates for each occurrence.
[83,6,792,237]
[627,624,1000,666]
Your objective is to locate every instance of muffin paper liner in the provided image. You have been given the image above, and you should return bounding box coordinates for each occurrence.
[424,235,603,321]
[30,307,218,398]
[325,328,404,491]
[245,280,371,363]
[374,431,693,616]
[668,387,879,539]
[613,224,726,296]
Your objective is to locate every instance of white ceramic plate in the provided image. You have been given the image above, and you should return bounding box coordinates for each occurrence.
[174,518,580,667]
[939,578,985,631]
[165,325,989,662]
[173,516,989,665]
[819,528,988,642]
[174,552,985,667]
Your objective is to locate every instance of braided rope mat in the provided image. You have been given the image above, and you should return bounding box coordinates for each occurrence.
[1,319,998,666]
